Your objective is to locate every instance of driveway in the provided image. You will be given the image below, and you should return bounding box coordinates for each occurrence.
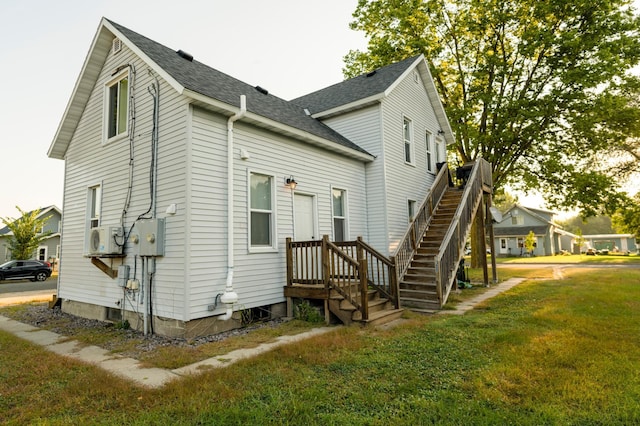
[0,276,57,306]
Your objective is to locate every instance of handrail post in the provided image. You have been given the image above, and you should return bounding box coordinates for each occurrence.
[359,257,369,321]
[390,255,399,308]
[286,237,293,286]
[322,235,330,289]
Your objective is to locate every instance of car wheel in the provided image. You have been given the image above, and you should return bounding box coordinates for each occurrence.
[35,272,48,282]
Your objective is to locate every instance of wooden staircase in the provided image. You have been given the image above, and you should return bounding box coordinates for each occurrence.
[399,188,464,312]
[328,284,403,326]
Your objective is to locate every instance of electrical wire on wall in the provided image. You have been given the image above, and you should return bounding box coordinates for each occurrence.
[138,70,161,221]
[120,63,137,229]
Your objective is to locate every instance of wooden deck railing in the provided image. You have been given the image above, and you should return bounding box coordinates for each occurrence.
[392,164,451,280]
[434,158,491,305]
[286,235,398,321]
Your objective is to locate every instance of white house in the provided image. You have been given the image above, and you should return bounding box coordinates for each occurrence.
[48,18,469,337]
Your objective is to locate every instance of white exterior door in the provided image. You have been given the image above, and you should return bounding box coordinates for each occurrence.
[499,238,508,255]
[294,193,316,241]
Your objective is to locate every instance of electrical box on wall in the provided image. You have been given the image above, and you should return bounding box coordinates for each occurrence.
[117,265,130,287]
[134,218,165,256]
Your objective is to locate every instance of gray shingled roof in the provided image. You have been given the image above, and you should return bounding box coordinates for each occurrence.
[291,56,421,114]
[107,20,371,157]
[494,226,549,236]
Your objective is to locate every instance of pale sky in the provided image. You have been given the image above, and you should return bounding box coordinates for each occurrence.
[0,0,367,219]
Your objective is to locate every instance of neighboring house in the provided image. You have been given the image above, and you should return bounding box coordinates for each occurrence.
[581,234,638,253]
[0,206,62,267]
[492,204,572,256]
[47,18,459,337]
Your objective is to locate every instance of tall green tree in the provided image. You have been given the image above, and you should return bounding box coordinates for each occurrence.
[524,230,537,255]
[611,192,640,236]
[1,207,52,260]
[345,0,640,215]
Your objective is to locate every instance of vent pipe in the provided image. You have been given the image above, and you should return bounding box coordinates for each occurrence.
[176,49,193,62]
[220,95,246,320]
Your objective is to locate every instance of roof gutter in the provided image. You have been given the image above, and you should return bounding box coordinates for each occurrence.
[218,95,246,321]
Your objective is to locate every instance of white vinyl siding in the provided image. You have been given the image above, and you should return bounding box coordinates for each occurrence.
[57,42,190,320]
[321,106,383,250]
[190,108,367,317]
[380,68,441,253]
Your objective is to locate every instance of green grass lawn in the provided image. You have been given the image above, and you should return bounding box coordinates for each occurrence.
[1,267,639,424]
[494,252,640,264]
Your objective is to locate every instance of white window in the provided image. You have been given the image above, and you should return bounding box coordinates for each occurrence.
[88,185,101,229]
[408,199,416,223]
[332,188,348,242]
[435,138,445,165]
[37,247,47,261]
[425,131,434,173]
[512,215,524,225]
[403,117,413,164]
[249,172,276,250]
[105,71,129,141]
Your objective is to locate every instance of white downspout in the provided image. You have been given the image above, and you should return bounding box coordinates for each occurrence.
[219,95,246,320]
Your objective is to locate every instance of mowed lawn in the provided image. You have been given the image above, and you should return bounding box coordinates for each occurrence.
[1,267,639,425]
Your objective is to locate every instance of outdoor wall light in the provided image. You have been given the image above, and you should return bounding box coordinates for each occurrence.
[285,176,297,190]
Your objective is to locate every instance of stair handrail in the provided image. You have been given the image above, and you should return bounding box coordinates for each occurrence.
[393,164,451,281]
[356,237,399,308]
[434,158,491,305]
[324,236,369,320]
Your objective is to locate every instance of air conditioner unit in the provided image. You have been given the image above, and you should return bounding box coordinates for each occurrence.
[89,226,123,255]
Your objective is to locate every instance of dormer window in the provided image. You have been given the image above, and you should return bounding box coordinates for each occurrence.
[104,70,129,142]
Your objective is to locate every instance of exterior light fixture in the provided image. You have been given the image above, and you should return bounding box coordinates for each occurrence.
[285,176,297,190]
[437,129,445,135]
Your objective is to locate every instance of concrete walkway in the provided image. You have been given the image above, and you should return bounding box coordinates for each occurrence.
[440,277,527,315]
[0,277,526,388]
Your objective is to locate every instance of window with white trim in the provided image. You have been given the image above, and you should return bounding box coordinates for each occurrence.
[408,199,416,223]
[425,131,433,173]
[249,172,275,249]
[435,138,444,164]
[88,185,101,229]
[511,215,524,225]
[332,188,347,242]
[403,117,413,164]
[105,71,129,141]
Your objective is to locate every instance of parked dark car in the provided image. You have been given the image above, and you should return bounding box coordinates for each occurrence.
[0,260,52,282]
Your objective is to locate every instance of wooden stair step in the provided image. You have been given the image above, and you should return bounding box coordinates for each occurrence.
[355,308,404,327]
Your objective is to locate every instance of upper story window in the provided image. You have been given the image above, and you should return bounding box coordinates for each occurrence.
[332,188,348,242]
[105,71,129,141]
[425,131,434,173]
[249,172,276,250]
[511,215,524,225]
[403,117,413,164]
